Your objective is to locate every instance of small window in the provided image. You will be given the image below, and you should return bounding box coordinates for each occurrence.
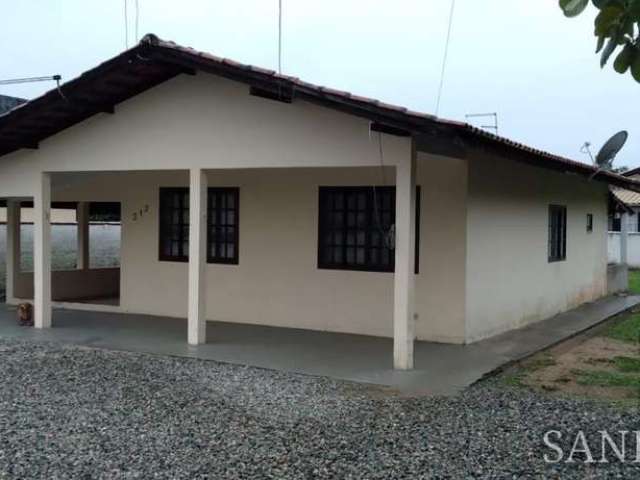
[318,186,420,273]
[586,213,593,233]
[609,214,621,232]
[159,187,239,264]
[207,188,239,264]
[548,205,567,262]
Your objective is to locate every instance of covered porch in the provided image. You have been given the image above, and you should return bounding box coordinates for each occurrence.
[0,293,637,395]
[4,159,431,370]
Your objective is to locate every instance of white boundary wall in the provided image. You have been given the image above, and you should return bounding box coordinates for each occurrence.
[608,232,640,267]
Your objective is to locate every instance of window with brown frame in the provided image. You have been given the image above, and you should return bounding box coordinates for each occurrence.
[317,186,420,273]
[158,187,239,264]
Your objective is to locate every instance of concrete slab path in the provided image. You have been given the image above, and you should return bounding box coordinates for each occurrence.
[1,294,638,396]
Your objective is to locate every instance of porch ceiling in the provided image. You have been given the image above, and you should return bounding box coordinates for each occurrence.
[1,34,640,193]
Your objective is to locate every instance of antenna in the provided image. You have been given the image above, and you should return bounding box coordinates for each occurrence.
[580,142,595,163]
[588,130,628,179]
[465,112,499,135]
[0,75,61,86]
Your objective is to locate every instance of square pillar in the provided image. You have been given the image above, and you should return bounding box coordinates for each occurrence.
[393,153,417,370]
[34,173,52,328]
[76,202,90,270]
[620,212,629,265]
[5,200,20,303]
[188,169,207,345]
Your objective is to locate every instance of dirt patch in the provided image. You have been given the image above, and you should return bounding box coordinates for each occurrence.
[502,313,640,404]
[521,337,639,401]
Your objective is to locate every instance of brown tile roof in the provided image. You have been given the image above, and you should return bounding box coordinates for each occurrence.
[1,33,640,192]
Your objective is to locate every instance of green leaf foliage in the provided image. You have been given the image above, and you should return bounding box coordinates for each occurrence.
[601,36,619,66]
[631,51,640,80]
[594,5,625,36]
[560,0,590,17]
[614,42,636,72]
[561,0,640,82]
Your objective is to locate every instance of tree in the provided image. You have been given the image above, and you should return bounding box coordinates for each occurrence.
[612,165,630,173]
[560,0,640,82]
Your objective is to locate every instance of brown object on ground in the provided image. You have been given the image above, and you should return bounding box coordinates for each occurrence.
[17,303,33,326]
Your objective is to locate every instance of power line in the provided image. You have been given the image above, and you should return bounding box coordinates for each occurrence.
[278,0,283,74]
[135,0,140,43]
[435,0,456,117]
[124,0,129,48]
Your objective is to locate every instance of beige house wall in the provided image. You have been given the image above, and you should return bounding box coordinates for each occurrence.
[50,160,465,342]
[14,268,120,301]
[0,72,412,199]
[0,208,76,223]
[464,153,608,342]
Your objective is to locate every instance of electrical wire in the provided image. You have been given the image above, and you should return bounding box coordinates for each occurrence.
[435,0,456,117]
[135,0,139,43]
[377,131,386,186]
[371,131,394,250]
[278,0,283,74]
[124,0,129,48]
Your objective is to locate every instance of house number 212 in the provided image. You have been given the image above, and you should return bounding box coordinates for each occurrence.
[132,204,150,222]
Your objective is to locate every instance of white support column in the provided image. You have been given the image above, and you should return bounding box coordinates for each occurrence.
[188,168,207,345]
[76,202,90,270]
[34,173,52,328]
[393,152,417,370]
[620,212,629,265]
[5,200,20,303]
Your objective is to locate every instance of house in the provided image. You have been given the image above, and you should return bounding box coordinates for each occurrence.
[0,94,26,115]
[609,168,640,266]
[0,34,639,370]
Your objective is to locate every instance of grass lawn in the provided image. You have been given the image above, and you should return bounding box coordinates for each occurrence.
[574,368,640,388]
[613,355,640,372]
[628,269,640,295]
[606,311,640,343]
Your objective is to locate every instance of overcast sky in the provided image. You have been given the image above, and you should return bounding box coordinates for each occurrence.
[2,1,639,168]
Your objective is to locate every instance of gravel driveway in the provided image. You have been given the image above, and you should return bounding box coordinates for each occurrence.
[0,338,637,479]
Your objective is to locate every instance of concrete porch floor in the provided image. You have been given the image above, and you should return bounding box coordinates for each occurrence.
[1,294,639,396]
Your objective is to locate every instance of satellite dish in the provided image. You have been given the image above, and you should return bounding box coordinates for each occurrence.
[595,131,628,171]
